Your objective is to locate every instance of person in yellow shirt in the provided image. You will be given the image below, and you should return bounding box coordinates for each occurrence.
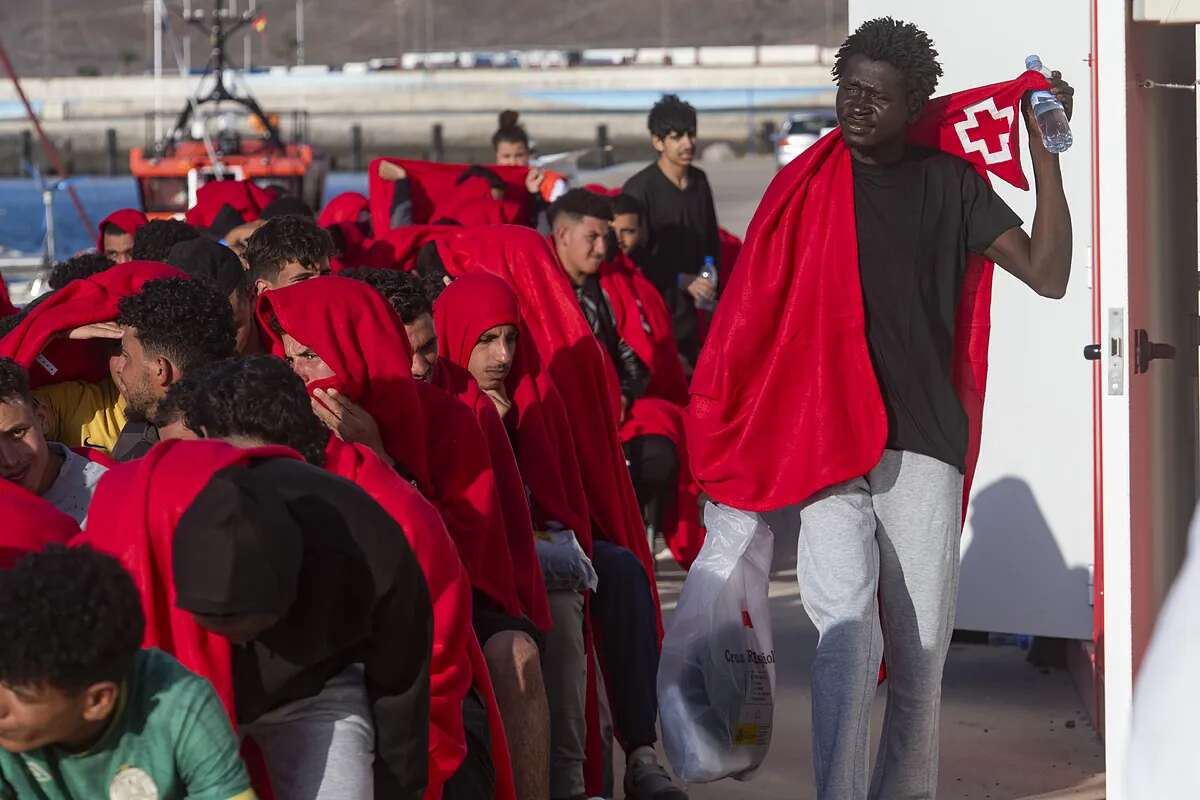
[33,326,127,454]
[33,278,238,460]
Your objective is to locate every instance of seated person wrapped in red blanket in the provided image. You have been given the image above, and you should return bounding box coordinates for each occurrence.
[152,354,514,800]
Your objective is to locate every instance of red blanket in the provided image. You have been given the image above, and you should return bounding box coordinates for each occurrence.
[96,208,149,252]
[688,72,1047,512]
[433,273,594,552]
[0,261,183,388]
[600,258,706,568]
[369,159,531,234]
[338,224,460,274]
[76,439,298,798]
[324,439,515,800]
[432,359,551,630]
[185,179,276,230]
[257,276,526,621]
[0,480,78,568]
[433,227,658,611]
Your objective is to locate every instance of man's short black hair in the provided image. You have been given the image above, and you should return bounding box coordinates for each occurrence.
[243,215,335,286]
[261,195,315,220]
[456,164,507,194]
[116,277,236,372]
[340,268,432,324]
[610,193,645,222]
[48,253,113,291]
[131,219,202,262]
[0,357,32,405]
[548,188,614,227]
[0,545,144,693]
[648,94,697,139]
[154,355,329,468]
[832,17,943,103]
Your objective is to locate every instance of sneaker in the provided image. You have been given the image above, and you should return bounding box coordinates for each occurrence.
[623,749,687,800]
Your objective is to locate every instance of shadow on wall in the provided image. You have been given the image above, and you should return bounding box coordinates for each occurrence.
[958,476,1092,640]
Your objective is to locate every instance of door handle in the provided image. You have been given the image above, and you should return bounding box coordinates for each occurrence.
[1134,328,1176,374]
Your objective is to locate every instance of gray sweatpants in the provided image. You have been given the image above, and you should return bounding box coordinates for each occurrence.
[796,449,964,800]
[241,663,374,800]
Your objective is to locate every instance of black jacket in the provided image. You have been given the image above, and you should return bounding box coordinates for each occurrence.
[574,275,650,405]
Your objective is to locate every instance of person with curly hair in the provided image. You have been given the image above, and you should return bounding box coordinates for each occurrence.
[687,18,1075,798]
[340,268,440,382]
[153,355,505,800]
[130,219,202,262]
[0,545,254,799]
[621,93,721,366]
[243,215,334,294]
[0,358,108,525]
[47,252,114,291]
[153,355,330,467]
[107,277,237,461]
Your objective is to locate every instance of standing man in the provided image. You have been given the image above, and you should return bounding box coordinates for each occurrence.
[687,18,1073,800]
[621,94,720,365]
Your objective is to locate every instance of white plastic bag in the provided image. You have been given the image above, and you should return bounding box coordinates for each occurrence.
[657,502,776,782]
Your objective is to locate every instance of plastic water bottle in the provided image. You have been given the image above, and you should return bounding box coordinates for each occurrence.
[696,256,718,311]
[1024,55,1072,154]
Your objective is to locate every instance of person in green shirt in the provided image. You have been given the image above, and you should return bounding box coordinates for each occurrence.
[0,545,255,800]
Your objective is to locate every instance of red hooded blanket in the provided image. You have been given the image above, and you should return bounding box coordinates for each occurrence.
[185,179,277,230]
[433,230,661,795]
[687,71,1048,513]
[433,273,594,553]
[324,438,516,800]
[432,227,658,602]
[430,358,552,631]
[0,480,79,568]
[257,276,528,622]
[369,159,531,234]
[0,260,183,388]
[95,208,149,252]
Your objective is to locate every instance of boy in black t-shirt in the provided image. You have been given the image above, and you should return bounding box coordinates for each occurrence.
[622,95,721,365]
[790,18,1074,800]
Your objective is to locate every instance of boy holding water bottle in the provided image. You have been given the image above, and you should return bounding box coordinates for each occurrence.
[686,17,1074,800]
[622,94,721,366]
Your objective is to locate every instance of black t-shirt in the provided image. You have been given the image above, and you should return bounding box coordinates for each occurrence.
[852,147,1021,471]
[622,162,722,363]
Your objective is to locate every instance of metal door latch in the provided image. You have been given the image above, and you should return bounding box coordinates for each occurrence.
[1083,308,1125,395]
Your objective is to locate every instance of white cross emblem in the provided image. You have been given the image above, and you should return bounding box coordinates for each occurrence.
[953,98,1015,165]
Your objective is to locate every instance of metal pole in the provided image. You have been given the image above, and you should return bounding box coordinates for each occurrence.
[106,128,119,175]
[245,0,255,70]
[42,184,56,266]
[351,124,364,171]
[184,0,192,71]
[296,0,305,66]
[154,0,163,141]
[431,123,444,162]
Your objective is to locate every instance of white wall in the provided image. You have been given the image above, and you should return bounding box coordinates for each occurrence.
[848,0,1096,639]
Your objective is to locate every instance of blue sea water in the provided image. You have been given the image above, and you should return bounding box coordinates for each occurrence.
[0,173,369,258]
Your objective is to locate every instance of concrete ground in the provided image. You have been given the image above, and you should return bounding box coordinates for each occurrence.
[589,154,1107,798]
